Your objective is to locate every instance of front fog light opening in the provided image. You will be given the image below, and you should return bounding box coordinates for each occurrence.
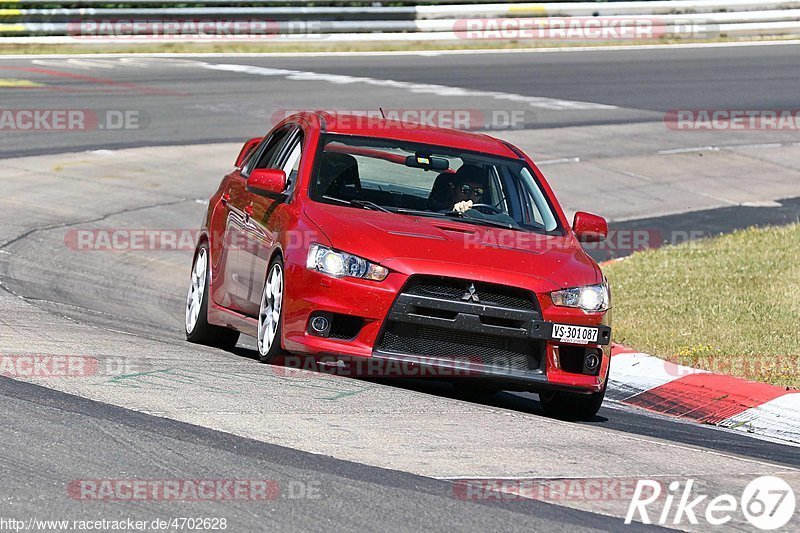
[307,312,365,340]
[556,345,602,376]
[583,351,600,375]
[308,312,332,338]
[311,315,330,334]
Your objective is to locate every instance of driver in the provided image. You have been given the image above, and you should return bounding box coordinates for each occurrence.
[450,164,488,214]
[448,164,518,228]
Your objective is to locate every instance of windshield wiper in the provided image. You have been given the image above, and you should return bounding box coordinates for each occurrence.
[351,200,392,213]
[322,198,517,230]
[322,196,392,213]
[395,208,449,218]
[444,211,519,230]
[398,207,518,230]
[396,208,516,230]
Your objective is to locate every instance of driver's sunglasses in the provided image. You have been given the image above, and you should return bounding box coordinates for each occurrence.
[460,184,484,197]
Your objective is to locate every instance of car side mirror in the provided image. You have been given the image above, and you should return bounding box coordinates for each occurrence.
[247,169,287,198]
[573,211,608,243]
[236,137,262,168]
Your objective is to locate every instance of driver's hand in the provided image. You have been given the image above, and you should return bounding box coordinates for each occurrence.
[453,200,473,214]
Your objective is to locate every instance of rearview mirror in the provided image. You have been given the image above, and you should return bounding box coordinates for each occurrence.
[405,154,449,171]
[573,211,608,243]
[236,137,262,168]
[247,169,287,198]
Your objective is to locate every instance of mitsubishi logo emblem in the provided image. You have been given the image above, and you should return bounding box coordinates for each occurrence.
[462,283,480,303]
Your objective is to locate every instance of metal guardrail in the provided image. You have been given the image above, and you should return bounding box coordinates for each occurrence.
[0,0,799,40]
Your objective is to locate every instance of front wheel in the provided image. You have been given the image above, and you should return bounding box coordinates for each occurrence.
[539,375,607,421]
[257,256,285,364]
[185,243,240,350]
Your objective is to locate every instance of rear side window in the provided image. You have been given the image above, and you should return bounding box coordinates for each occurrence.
[281,132,303,195]
[244,126,294,175]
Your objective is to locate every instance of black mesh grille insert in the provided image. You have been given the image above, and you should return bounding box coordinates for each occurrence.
[405,276,538,311]
[328,314,364,340]
[379,322,538,372]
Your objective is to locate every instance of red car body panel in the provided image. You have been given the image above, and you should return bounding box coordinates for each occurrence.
[198,112,611,394]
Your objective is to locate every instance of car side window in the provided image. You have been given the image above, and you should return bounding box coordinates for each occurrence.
[281,133,303,194]
[243,126,293,176]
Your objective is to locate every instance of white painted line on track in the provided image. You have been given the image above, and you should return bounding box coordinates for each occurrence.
[536,157,581,165]
[32,58,125,69]
[658,141,794,155]
[658,146,721,155]
[727,143,784,150]
[740,199,783,207]
[199,61,616,111]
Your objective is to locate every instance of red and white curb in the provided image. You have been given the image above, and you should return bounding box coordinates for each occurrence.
[607,345,800,445]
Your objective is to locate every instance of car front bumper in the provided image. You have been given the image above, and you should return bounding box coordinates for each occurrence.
[282,262,611,393]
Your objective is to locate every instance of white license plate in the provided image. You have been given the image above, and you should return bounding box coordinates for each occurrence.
[552,324,598,345]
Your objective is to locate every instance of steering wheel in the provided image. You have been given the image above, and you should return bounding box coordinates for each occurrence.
[468,203,503,215]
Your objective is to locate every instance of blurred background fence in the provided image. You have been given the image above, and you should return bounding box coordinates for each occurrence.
[1,0,799,41]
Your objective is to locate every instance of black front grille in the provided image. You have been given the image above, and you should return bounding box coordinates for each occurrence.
[405,277,538,311]
[380,322,538,371]
[375,276,544,374]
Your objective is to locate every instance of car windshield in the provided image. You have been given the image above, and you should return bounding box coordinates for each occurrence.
[308,134,561,234]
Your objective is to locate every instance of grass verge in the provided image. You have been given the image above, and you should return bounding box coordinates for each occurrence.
[0,35,798,55]
[604,223,800,387]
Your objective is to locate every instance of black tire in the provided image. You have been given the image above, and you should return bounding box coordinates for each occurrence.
[185,242,240,351]
[539,375,608,421]
[257,256,285,364]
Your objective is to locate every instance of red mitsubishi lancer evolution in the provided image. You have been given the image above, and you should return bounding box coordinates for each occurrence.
[185,112,612,420]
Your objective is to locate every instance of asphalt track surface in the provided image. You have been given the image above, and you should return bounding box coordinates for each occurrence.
[1,43,800,531]
[2,377,662,532]
[0,42,799,157]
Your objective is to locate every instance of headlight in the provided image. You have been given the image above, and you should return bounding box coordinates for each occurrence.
[306,243,389,281]
[551,283,610,312]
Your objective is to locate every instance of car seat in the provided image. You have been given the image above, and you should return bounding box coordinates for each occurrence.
[317,152,362,199]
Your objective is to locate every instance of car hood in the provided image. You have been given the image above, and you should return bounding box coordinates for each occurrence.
[304,202,601,292]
